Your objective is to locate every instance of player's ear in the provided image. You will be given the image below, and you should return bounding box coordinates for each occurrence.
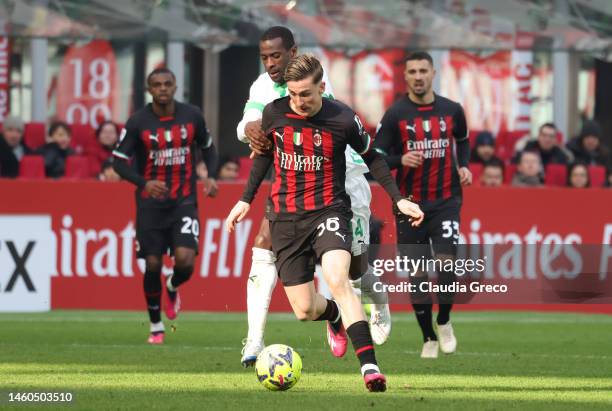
[319,81,325,95]
[290,45,297,57]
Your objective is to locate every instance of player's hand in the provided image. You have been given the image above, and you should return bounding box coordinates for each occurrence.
[225,201,250,233]
[202,177,218,197]
[396,199,424,227]
[401,151,423,168]
[144,180,169,199]
[245,120,271,155]
[458,167,472,186]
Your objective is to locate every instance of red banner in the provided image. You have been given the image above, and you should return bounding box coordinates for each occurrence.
[56,40,120,128]
[0,181,610,313]
[0,36,10,123]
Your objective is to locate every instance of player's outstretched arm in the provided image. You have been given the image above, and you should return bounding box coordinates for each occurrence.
[226,201,250,233]
[226,153,273,233]
[362,150,424,227]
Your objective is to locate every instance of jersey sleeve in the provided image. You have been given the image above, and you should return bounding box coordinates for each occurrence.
[237,81,266,143]
[346,113,372,156]
[373,106,401,156]
[452,104,469,142]
[194,111,213,149]
[112,117,140,160]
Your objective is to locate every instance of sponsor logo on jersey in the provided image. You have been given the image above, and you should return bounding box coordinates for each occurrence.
[276,147,327,171]
[149,146,191,166]
[406,138,449,159]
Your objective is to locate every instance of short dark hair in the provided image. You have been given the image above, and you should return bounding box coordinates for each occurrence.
[147,67,175,85]
[406,51,434,66]
[48,121,71,137]
[260,26,295,50]
[539,122,557,132]
[483,158,505,173]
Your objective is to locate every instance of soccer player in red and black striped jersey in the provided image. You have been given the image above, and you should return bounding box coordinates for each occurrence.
[113,68,218,344]
[374,51,472,358]
[225,55,424,392]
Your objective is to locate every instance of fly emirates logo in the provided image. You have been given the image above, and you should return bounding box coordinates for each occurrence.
[406,138,449,159]
[276,147,328,172]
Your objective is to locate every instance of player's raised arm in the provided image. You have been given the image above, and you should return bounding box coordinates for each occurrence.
[237,83,271,156]
[347,113,424,226]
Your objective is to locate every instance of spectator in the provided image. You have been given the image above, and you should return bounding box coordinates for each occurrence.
[98,158,121,182]
[0,116,31,177]
[89,121,120,174]
[36,121,74,178]
[566,120,610,168]
[512,150,543,187]
[514,123,571,166]
[567,162,589,188]
[470,131,500,164]
[480,158,505,187]
[217,156,240,181]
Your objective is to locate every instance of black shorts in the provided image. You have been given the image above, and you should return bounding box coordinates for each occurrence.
[136,204,200,258]
[270,207,352,287]
[396,197,461,257]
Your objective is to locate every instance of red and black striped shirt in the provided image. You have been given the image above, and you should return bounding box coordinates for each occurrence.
[374,94,468,202]
[113,102,212,208]
[241,97,393,220]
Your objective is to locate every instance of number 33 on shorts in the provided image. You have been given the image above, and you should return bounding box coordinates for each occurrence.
[441,220,459,244]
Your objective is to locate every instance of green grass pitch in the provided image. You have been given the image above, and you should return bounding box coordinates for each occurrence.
[1,310,611,410]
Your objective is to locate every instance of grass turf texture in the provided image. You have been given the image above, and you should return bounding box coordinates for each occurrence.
[1,311,611,410]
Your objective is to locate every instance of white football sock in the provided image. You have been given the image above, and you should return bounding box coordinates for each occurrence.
[150,321,165,333]
[246,247,277,343]
[166,275,176,292]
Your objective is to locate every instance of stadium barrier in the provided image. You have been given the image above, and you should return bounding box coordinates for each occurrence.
[0,180,610,314]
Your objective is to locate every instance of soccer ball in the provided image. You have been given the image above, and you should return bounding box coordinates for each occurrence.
[255,344,302,391]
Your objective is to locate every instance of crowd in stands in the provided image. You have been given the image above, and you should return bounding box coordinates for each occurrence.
[1,115,610,188]
[469,120,612,188]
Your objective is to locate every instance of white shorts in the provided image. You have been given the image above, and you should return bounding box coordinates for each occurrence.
[346,174,371,256]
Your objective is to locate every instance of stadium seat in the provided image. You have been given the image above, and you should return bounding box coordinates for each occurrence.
[588,165,606,187]
[65,155,92,179]
[469,162,483,186]
[24,122,46,150]
[495,130,529,162]
[19,155,46,179]
[504,163,517,184]
[544,164,567,187]
[70,124,96,155]
[238,157,253,181]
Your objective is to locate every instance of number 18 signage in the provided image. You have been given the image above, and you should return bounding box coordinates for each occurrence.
[56,40,119,129]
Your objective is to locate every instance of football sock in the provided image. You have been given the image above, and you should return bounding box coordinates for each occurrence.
[150,321,165,335]
[246,248,277,342]
[169,265,193,289]
[412,303,437,342]
[315,299,341,332]
[144,269,162,324]
[165,276,177,303]
[346,321,379,376]
[437,304,453,325]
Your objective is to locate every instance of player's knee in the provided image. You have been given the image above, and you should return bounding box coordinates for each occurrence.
[291,301,317,321]
[253,233,272,250]
[145,257,162,274]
